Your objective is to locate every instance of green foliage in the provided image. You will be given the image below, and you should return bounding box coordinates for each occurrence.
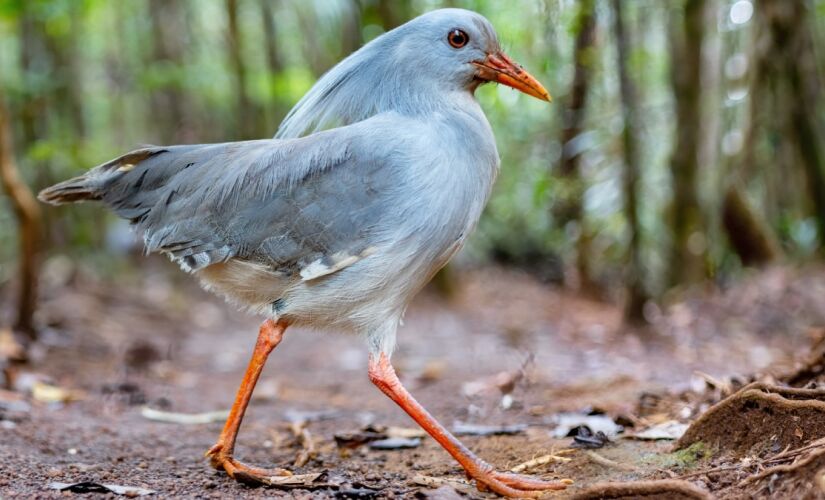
[0,0,823,297]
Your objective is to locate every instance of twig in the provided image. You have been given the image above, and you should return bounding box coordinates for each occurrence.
[738,446,825,487]
[585,450,637,472]
[140,406,229,424]
[510,449,575,473]
[290,420,317,468]
[763,436,825,464]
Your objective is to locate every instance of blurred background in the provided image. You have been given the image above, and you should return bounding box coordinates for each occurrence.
[0,0,824,339]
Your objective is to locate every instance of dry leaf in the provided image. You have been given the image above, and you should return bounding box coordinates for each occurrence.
[49,481,155,496]
[140,406,228,424]
[32,381,85,404]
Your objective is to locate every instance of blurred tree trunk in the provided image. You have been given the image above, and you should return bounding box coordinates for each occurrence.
[667,0,707,286]
[342,1,363,56]
[17,4,48,150]
[719,0,780,268]
[260,0,287,130]
[556,0,596,292]
[225,0,261,139]
[360,0,411,32]
[759,1,825,255]
[612,0,650,323]
[729,1,824,262]
[17,4,53,216]
[0,97,41,341]
[149,0,190,142]
[722,186,779,266]
[42,3,86,141]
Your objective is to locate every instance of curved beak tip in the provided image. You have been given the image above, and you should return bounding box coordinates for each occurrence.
[475,51,552,104]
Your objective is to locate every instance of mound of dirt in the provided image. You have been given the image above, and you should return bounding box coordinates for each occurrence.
[676,382,825,457]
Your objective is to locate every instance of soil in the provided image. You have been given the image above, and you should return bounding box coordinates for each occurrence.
[2,260,825,498]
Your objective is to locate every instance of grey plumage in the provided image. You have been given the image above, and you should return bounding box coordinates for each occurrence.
[39,9,507,354]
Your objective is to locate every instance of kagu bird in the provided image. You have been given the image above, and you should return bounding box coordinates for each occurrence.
[40,9,566,497]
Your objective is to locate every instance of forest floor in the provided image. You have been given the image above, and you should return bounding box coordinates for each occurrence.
[2,260,825,499]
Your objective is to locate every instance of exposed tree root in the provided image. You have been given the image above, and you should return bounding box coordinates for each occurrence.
[571,479,711,499]
[676,382,825,457]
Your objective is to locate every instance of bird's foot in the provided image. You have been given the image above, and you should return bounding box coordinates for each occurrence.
[471,468,572,498]
[205,442,291,485]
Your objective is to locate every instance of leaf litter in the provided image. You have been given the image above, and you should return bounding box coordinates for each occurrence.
[5,265,825,498]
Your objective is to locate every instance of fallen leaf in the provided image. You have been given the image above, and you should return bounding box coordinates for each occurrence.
[283,408,338,424]
[0,329,26,361]
[461,367,526,398]
[140,406,228,424]
[368,437,421,449]
[572,427,610,449]
[631,421,689,440]
[256,472,335,490]
[32,381,85,404]
[386,426,427,439]
[334,430,387,449]
[551,412,623,438]
[452,422,527,436]
[412,474,475,495]
[49,481,155,496]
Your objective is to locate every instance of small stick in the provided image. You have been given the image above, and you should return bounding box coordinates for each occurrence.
[585,451,637,472]
[290,421,316,468]
[510,450,575,473]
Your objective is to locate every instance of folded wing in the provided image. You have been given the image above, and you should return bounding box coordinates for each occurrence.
[40,130,393,280]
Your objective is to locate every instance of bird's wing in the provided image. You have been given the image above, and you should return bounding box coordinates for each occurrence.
[90,129,393,279]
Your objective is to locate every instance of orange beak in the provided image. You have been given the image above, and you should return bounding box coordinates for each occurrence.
[473,51,551,102]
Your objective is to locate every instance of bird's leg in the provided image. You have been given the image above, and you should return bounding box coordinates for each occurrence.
[368,353,570,498]
[205,319,292,484]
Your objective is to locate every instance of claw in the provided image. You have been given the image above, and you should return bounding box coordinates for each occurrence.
[472,469,570,497]
[493,471,571,491]
[205,442,291,484]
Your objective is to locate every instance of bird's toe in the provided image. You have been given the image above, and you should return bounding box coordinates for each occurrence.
[493,471,572,491]
[472,469,570,498]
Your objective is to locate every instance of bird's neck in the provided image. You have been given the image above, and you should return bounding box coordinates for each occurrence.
[276,33,473,139]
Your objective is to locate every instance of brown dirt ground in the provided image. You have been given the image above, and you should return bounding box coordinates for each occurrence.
[2,260,825,498]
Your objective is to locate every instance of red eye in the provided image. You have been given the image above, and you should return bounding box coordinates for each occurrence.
[448,29,469,48]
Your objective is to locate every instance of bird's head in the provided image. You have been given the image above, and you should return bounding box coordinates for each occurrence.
[276,8,549,139]
[394,9,551,102]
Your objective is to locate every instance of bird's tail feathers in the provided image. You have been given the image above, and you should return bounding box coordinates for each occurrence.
[38,148,166,205]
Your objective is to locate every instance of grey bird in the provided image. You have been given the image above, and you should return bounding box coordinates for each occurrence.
[40,8,566,497]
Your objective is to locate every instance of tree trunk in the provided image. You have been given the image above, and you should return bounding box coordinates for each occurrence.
[612,0,650,323]
[260,0,287,130]
[722,186,779,266]
[148,0,190,142]
[667,0,707,286]
[556,0,597,291]
[0,97,41,341]
[764,2,825,255]
[737,0,825,259]
[225,0,262,139]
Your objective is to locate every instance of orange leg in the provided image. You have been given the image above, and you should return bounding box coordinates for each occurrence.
[369,353,570,498]
[205,319,291,484]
